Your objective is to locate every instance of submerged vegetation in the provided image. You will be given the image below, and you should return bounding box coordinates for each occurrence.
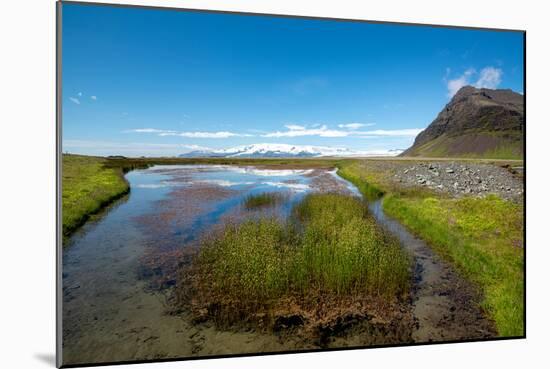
[62,154,129,240]
[243,192,286,209]
[338,161,524,336]
[179,193,411,330]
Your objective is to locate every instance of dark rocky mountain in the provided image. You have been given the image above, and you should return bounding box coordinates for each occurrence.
[401,86,524,159]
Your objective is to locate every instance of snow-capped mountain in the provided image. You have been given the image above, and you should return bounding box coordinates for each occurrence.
[179,143,403,158]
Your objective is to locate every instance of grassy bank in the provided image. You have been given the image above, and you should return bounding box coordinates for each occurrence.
[180,193,411,329]
[337,161,524,336]
[62,154,130,240]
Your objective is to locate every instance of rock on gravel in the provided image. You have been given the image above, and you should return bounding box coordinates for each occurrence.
[385,161,524,201]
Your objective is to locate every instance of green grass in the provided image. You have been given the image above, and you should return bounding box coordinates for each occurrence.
[62,154,130,240]
[336,162,386,200]
[243,192,286,209]
[197,218,294,302]
[404,131,524,160]
[291,194,410,297]
[383,194,524,336]
[190,193,411,325]
[337,161,524,336]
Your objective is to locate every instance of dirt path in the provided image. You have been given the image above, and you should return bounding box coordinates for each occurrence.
[368,199,496,341]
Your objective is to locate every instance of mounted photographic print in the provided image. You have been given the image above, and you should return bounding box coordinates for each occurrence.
[57,1,525,367]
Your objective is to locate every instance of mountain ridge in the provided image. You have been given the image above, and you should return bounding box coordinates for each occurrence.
[401,86,524,159]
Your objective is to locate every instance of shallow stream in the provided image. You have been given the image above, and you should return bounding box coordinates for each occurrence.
[62,164,494,365]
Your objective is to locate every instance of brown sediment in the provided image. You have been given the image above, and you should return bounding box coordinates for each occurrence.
[133,184,241,289]
[309,172,354,195]
[134,184,239,236]
[408,245,497,342]
[303,168,327,178]
[174,258,415,348]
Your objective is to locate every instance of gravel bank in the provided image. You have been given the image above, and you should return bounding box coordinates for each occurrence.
[368,160,523,202]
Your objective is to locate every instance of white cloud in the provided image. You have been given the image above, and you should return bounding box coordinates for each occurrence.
[90,95,97,100]
[285,124,306,130]
[128,128,175,134]
[77,92,82,97]
[182,144,213,151]
[474,67,503,89]
[160,131,253,138]
[445,66,503,97]
[337,123,375,130]
[358,129,423,137]
[446,68,475,97]
[263,124,422,138]
[263,124,348,138]
[69,97,80,105]
[128,128,252,138]
[127,124,422,140]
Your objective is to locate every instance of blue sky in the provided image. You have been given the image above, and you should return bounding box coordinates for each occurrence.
[62,3,524,157]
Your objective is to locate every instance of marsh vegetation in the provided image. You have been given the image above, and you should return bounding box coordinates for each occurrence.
[177,193,411,337]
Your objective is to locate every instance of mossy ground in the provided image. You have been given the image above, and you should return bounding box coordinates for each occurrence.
[62,154,129,241]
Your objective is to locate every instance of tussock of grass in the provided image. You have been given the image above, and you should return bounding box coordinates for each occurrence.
[243,192,286,210]
[291,194,410,297]
[197,218,294,302]
[383,194,524,336]
[186,193,411,327]
[62,154,129,240]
